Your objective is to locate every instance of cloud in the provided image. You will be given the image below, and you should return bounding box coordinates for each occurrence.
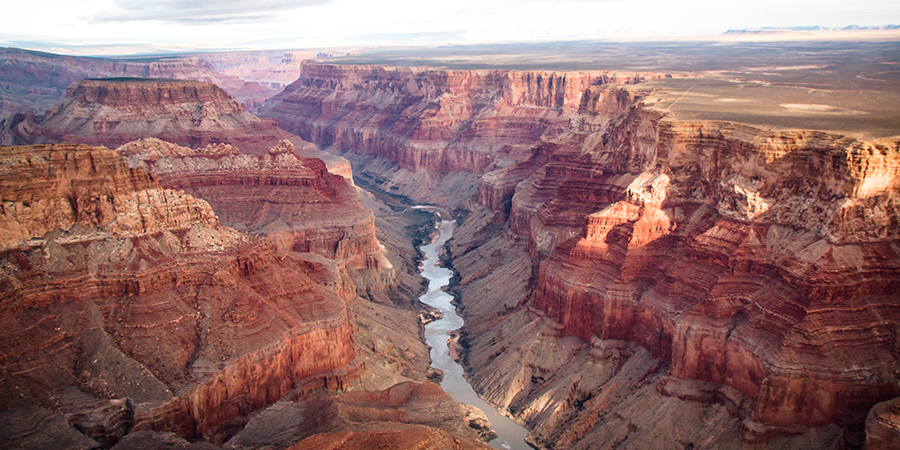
[92,0,332,24]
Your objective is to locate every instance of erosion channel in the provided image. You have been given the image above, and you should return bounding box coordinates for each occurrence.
[417,208,530,450]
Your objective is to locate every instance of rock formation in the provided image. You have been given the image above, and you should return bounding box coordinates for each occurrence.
[115,137,393,301]
[230,381,493,450]
[262,63,664,176]
[0,143,363,446]
[0,47,297,120]
[1,79,311,156]
[0,76,503,449]
[525,119,900,439]
[262,63,900,448]
[865,397,900,450]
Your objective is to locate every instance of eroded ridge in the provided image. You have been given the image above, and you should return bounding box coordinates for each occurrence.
[0,144,361,443]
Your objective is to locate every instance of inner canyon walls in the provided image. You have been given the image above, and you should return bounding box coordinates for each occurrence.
[262,62,900,449]
[0,144,361,442]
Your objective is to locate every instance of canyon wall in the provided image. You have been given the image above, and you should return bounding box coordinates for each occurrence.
[0,144,362,444]
[116,137,393,301]
[263,64,900,448]
[530,119,900,428]
[262,63,664,177]
[1,79,310,156]
[0,47,293,119]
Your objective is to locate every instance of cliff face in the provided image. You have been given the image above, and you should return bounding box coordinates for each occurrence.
[1,79,311,156]
[116,137,392,300]
[0,144,361,443]
[261,63,664,176]
[530,117,900,430]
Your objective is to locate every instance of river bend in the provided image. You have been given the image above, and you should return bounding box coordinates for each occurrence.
[418,216,529,450]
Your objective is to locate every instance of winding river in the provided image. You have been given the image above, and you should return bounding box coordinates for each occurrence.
[417,211,530,450]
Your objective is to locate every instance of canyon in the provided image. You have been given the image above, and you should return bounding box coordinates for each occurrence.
[0,77,492,448]
[260,61,900,449]
[0,41,898,449]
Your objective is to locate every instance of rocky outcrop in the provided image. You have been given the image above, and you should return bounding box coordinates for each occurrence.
[1,79,314,156]
[865,397,900,450]
[529,118,900,431]
[226,381,493,449]
[0,144,362,444]
[0,142,217,251]
[439,112,900,448]
[115,137,392,301]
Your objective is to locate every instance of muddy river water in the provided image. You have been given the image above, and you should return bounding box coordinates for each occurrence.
[417,215,530,450]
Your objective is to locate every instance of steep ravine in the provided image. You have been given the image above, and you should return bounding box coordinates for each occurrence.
[263,63,900,449]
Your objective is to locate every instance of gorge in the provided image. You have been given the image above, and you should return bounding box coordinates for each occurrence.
[0,39,899,450]
[259,59,900,449]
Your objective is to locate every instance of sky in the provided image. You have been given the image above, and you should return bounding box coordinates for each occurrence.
[2,0,899,55]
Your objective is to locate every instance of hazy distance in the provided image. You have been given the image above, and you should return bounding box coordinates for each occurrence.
[2,0,899,55]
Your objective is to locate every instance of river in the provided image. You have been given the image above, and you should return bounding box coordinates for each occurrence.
[417,214,531,450]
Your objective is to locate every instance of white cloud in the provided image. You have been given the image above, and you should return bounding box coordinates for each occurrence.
[93,0,333,23]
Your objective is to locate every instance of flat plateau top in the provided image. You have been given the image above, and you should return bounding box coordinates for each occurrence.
[327,37,900,140]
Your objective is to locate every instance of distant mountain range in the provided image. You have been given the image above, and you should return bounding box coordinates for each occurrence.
[726,24,900,33]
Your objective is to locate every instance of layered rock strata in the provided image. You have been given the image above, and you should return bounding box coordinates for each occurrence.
[529,120,900,429]
[865,397,900,450]
[452,117,900,448]
[1,79,311,156]
[115,137,392,301]
[0,144,362,445]
[262,63,665,177]
[263,63,900,447]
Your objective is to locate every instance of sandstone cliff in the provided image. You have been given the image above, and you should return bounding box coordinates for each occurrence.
[529,117,900,431]
[262,63,665,177]
[116,137,393,301]
[1,79,312,156]
[0,144,362,446]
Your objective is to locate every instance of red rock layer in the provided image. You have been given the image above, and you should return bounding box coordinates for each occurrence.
[116,138,392,299]
[528,116,900,428]
[261,63,666,174]
[286,382,494,450]
[2,79,312,156]
[0,144,360,440]
[865,397,900,450]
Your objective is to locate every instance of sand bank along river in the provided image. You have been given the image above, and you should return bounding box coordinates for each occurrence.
[417,213,530,450]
